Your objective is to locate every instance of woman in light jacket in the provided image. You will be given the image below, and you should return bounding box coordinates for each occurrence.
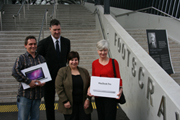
[55,51,92,120]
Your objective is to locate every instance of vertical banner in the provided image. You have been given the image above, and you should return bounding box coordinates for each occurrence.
[146,29,174,74]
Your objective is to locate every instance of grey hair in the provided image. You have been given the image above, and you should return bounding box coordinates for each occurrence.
[96,39,109,50]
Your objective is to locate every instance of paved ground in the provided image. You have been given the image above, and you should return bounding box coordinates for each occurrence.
[0,101,129,120]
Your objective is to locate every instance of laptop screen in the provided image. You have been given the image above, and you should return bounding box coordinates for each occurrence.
[25,67,45,80]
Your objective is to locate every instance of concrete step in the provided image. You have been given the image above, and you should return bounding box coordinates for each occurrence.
[0,30,99,34]
[0,51,98,57]
[0,54,97,62]
[0,83,19,89]
[0,32,98,37]
[0,95,17,103]
[0,78,17,83]
[0,38,100,44]
[0,62,14,67]
[0,72,12,77]
[2,26,96,30]
[0,43,97,49]
[0,89,17,96]
[0,67,13,72]
[0,47,97,53]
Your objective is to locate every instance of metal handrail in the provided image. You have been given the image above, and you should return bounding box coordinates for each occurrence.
[94,8,105,39]
[0,4,4,31]
[12,0,26,27]
[93,8,112,58]
[115,6,180,22]
[0,11,2,31]
[50,0,57,20]
[38,9,48,43]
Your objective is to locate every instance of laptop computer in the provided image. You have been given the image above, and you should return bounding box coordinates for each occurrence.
[25,67,45,80]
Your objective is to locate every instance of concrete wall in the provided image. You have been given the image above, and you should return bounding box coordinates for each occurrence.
[85,3,180,120]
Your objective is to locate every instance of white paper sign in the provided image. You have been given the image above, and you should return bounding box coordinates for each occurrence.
[90,76,120,98]
[21,62,52,89]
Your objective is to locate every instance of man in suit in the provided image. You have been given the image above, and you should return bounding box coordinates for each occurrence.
[37,19,71,120]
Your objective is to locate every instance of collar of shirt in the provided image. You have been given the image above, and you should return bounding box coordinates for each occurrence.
[51,35,61,51]
[25,51,39,58]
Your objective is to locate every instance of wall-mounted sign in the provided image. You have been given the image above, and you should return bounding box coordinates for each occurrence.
[146,30,174,74]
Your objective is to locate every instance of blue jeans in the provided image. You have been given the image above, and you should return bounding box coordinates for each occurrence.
[17,96,41,120]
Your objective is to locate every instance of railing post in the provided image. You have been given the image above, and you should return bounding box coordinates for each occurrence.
[54,5,56,18]
[13,15,17,28]
[0,11,2,31]
[27,2,29,10]
[104,0,110,14]
[19,13,21,23]
[23,5,25,18]
[46,10,48,29]
[42,28,44,39]
[175,0,180,18]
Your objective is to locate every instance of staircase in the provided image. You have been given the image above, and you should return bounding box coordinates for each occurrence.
[127,29,180,85]
[0,4,102,103]
[1,4,95,30]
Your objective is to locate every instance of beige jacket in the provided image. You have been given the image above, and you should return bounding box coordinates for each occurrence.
[55,66,93,114]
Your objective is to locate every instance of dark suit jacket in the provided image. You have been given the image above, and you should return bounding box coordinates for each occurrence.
[37,35,70,81]
[55,66,93,114]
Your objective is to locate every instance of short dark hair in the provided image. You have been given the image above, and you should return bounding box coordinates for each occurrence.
[67,51,80,64]
[50,19,61,27]
[24,36,37,45]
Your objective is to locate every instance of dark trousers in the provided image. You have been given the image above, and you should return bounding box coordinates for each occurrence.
[95,97,117,120]
[64,103,91,120]
[44,81,55,120]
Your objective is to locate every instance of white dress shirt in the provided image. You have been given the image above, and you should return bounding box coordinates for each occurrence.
[51,35,61,52]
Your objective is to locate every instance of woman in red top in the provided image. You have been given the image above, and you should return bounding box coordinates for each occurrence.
[88,39,123,120]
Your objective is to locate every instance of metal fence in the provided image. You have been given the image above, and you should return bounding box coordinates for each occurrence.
[87,0,180,19]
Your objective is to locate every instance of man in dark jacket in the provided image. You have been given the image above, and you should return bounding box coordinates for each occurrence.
[37,19,71,120]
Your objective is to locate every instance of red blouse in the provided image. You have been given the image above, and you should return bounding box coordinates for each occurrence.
[92,58,122,86]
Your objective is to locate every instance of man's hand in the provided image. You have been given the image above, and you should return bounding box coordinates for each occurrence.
[29,80,38,88]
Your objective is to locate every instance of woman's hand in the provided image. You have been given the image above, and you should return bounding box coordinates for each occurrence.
[84,99,90,109]
[116,88,123,99]
[64,101,71,108]
[87,87,94,97]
